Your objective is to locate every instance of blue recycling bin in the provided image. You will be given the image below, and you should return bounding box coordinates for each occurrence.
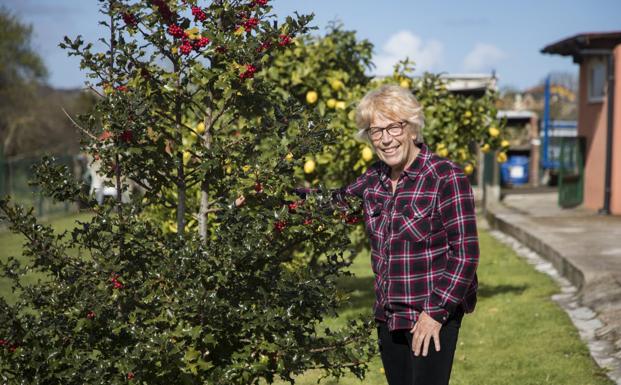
[500,155,529,185]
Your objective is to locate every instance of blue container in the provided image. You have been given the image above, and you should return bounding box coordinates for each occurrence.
[500,155,529,185]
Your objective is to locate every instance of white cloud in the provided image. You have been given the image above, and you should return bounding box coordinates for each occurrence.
[373,31,444,76]
[463,43,506,73]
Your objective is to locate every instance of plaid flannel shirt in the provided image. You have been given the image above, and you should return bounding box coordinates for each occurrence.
[334,142,479,331]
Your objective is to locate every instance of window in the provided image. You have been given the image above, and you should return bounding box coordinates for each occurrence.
[588,58,606,102]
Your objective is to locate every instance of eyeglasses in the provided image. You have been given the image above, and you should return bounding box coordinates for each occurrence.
[366,121,405,141]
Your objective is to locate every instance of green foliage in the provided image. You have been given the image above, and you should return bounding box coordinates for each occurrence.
[0,1,375,384]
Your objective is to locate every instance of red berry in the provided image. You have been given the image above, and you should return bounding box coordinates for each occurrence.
[287,202,298,213]
[167,24,185,38]
[278,34,292,46]
[86,311,96,320]
[0,339,7,346]
[193,36,210,50]
[303,217,313,225]
[115,85,128,92]
[122,12,138,26]
[239,64,257,80]
[274,220,286,232]
[254,182,263,193]
[257,41,271,52]
[180,43,192,55]
[191,6,207,21]
[120,130,133,143]
[241,17,259,32]
[345,215,360,225]
[215,45,227,54]
[127,372,135,380]
[252,0,269,6]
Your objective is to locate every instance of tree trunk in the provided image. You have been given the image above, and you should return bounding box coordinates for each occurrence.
[198,111,213,242]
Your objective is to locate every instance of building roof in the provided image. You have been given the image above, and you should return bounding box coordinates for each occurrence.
[541,31,621,60]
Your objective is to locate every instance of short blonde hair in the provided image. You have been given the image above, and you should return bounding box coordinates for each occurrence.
[354,84,425,144]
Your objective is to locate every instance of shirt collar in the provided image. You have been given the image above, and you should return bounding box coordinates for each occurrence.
[378,142,431,184]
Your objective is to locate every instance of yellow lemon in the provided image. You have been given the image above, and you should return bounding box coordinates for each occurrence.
[399,79,411,88]
[489,126,500,137]
[306,90,318,104]
[326,98,337,109]
[225,165,232,175]
[464,110,472,118]
[361,146,373,162]
[501,139,510,148]
[242,165,251,173]
[234,26,245,36]
[183,151,191,164]
[330,79,344,91]
[196,122,205,134]
[481,143,491,153]
[285,152,294,162]
[464,164,474,175]
[459,149,468,161]
[304,159,316,174]
[497,152,508,163]
[335,101,346,110]
[438,148,449,158]
[167,220,177,233]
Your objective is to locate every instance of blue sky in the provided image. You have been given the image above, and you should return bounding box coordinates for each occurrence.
[4,0,620,90]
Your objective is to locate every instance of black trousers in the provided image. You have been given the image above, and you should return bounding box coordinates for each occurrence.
[377,310,463,385]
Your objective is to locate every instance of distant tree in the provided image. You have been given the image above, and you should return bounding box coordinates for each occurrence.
[0,6,49,157]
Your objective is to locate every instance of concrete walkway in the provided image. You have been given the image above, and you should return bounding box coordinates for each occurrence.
[485,192,621,383]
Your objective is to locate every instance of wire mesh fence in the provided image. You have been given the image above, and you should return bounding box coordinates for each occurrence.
[0,153,88,222]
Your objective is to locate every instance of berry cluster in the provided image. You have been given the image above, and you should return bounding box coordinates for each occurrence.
[254,182,263,193]
[180,42,193,55]
[278,34,292,46]
[239,64,257,79]
[110,273,124,289]
[120,129,133,143]
[127,372,135,380]
[191,6,207,21]
[167,24,185,38]
[252,0,269,6]
[115,85,128,92]
[257,40,271,52]
[194,36,210,48]
[274,220,287,232]
[0,339,18,353]
[241,17,259,32]
[122,12,138,26]
[86,311,96,320]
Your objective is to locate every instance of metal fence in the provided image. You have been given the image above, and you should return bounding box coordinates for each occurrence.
[0,153,85,220]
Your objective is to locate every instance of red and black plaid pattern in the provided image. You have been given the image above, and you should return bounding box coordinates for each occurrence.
[335,142,479,331]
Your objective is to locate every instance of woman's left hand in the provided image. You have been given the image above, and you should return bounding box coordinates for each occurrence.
[410,311,442,357]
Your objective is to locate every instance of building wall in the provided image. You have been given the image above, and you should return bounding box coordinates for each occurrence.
[579,56,608,211]
[611,44,621,214]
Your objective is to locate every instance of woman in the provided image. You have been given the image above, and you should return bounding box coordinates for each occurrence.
[336,84,479,385]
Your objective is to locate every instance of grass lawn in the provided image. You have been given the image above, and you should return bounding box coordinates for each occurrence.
[0,215,613,385]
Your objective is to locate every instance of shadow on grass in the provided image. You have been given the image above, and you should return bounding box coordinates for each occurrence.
[477,283,528,298]
[337,274,376,312]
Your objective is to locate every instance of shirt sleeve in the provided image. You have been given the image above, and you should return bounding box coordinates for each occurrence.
[423,167,479,324]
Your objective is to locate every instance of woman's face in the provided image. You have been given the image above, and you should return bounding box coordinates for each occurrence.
[369,114,417,172]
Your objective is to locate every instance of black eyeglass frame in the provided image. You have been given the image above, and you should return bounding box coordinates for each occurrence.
[366,121,406,141]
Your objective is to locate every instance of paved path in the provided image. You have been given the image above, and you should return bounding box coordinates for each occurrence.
[485,193,621,384]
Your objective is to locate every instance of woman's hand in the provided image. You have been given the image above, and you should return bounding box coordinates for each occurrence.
[410,311,442,357]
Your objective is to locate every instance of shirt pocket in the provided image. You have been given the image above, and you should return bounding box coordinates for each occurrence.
[395,202,435,243]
